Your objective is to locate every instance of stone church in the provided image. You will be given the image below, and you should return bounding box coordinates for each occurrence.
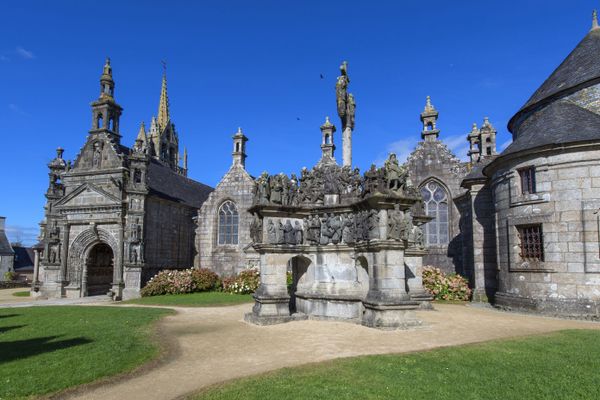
[32,11,600,319]
[34,59,213,300]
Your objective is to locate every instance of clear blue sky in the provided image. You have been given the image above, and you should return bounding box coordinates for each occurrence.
[0,1,595,244]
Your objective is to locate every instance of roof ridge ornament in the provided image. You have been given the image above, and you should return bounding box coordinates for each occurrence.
[593,10,599,31]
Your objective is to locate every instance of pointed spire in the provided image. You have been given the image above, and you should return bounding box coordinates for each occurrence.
[593,10,599,31]
[136,121,147,143]
[424,95,435,112]
[157,67,170,130]
[102,57,112,79]
[321,116,334,128]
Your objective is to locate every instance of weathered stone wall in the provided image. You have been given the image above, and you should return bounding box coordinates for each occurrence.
[195,164,258,277]
[490,145,600,316]
[144,196,196,281]
[404,139,469,274]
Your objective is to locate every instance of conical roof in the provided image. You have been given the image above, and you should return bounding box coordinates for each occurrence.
[509,28,600,132]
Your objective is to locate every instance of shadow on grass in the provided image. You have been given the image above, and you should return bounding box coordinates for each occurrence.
[0,314,20,319]
[0,335,93,363]
[0,325,26,334]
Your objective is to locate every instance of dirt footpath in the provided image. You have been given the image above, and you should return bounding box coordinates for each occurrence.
[0,287,31,304]
[62,303,600,400]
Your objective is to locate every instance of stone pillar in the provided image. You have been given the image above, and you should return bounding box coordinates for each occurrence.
[404,254,433,309]
[31,249,41,297]
[469,184,487,301]
[57,223,69,297]
[342,127,352,167]
[362,248,421,329]
[245,252,292,325]
[112,223,125,300]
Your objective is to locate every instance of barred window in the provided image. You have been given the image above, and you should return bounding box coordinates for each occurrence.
[518,225,544,261]
[218,201,239,245]
[420,181,449,245]
[519,166,536,195]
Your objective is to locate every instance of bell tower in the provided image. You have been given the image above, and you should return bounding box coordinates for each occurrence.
[232,127,248,168]
[90,58,123,143]
[420,96,440,141]
[319,116,336,165]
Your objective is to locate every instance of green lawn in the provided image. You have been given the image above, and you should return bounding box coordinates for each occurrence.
[11,291,30,297]
[124,291,253,307]
[195,329,600,400]
[0,306,172,399]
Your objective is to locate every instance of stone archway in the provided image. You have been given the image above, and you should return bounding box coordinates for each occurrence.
[86,243,114,296]
[67,227,120,297]
[288,255,311,313]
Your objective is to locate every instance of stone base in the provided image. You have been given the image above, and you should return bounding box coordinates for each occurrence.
[362,301,422,329]
[410,291,434,310]
[296,294,364,320]
[244,312,296,326]
[246,292,292,326]
[64,285,82,299]
[495,292,600,320]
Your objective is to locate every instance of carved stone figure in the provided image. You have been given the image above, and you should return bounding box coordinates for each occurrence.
[388,206,404,241]
[341,213,355,244]
[306,215,321,245]
[250,215,263,243]
[283,220,295,244]
[270,174,284,204]
[255,172,270,205]
[267,219,277,243]
[363,164,379,196]
[276,220,285,244]
[413,225,425,249]
[289,174,299,206]
[384,153,406,193]
[294,221,303,244]
[92,141,103,169]
[368,209,380,240]
[402,210,414,242]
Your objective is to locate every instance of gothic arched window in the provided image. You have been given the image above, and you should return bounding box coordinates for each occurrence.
[218,201,239,245]
[420,181,449,246]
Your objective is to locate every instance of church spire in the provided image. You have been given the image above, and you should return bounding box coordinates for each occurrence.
[136,121,147,143]
[592,10,599,31]
[157,65,170,131]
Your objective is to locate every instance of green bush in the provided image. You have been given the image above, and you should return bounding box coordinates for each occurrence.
[141,268,220,297]
[222,268,260,294]
[3,271,16,282]
[422,266,471,301]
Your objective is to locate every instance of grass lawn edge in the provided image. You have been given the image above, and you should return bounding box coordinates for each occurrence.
[187,329,594,400]
[42,306,178,400]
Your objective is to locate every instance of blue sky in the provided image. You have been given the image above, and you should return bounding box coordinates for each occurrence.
[0,1,596,244]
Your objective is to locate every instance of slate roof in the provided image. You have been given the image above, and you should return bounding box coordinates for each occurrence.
[461,156,496,188]
[510,28,600,132]
[0,228,13,255]
[12,246,34,271]
[502,99,600,156]
[146,159,214,209]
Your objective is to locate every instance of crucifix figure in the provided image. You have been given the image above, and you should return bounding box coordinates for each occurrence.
[335,61,356,167]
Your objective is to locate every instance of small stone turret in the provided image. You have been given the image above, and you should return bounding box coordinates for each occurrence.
[467,123,481,163]
[91,58,123,142]
[232,127,248,168]
[478,117,497,157]
[319,116,336,165]
[420,96,440,141]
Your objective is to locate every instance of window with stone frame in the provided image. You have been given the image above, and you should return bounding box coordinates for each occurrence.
[518,166,536,195]
[420,181,449,245]
[517,224,544,261]
[218,200,239,245]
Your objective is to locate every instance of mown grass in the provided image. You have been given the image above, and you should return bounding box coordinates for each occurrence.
[0,306,172,399]
[195,329,600,400]
[124,291,253,307]
[11,291,30,297]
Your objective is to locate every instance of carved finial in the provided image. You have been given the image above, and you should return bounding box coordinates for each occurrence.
[237,127,243,134]
[321,116,334,129]
[424,96,436,112]
[593,10,599,30]
[103,57,112,76]
[56,147,64,159]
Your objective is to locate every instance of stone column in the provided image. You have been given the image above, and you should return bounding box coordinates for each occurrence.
[112,223,125,300]
[57,223,69,297]
[342,127,352,167]
[31,249,41,297]
[362,248,421,329]
[469,184,487,301]
[245,252,292,325]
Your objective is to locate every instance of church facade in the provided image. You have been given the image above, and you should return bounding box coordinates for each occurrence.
[34,60,212,300]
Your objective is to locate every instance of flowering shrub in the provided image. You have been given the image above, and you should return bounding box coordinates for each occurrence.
[422,266,471,301]
[141,268,220,297]
[3,271,16,282]
[222,268,260,294]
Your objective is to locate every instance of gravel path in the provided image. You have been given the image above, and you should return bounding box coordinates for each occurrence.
[58,303,600,400]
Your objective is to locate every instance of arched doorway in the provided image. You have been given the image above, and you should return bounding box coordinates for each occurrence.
[288,255,311,313]
[86,243,114,296]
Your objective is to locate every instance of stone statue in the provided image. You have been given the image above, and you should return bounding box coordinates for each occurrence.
[280,174,290,205]
[328,214,342,244]
[130,243,138,263]
[283,220,295,245]
[267,219,277,243]
[250,215,263,243]
[270,174,284,204]
[92,141,103,169]
[384,153,405,193]
[336,61,356,132]
[342,213,355,244]
[364,164,379,197]
[367,209,380,240]
[294,221,303,244]
[387,206,403,241]
[289,173,299,206]
[306,215,321,245]
[276,220,285,244]
[255,172,270,205]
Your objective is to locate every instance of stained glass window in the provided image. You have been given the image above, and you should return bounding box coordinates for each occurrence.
[218,201,239,245]
[420,181,449,246]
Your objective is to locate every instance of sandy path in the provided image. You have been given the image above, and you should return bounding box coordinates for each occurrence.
[0,287,32,304]
[61,304,600,400]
